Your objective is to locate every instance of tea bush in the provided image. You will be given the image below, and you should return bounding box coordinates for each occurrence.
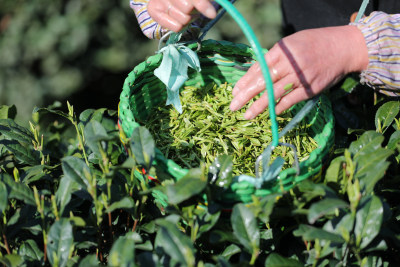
[0,88,399,266]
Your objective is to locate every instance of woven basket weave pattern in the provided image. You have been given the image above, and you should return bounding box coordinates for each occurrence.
[118,39,335,205]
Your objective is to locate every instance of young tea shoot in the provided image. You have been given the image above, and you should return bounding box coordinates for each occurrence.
[142,82,317,175]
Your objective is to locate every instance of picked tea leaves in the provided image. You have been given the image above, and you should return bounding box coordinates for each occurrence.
[142,82,317,175]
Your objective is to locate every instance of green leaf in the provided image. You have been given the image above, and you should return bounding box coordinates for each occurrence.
[56,176,82,215]
[325,156,345,183]
[195,209,221,239]
[308,198,349,224]
[130,126,155,170]
[355,196,383,249]
[165,168,206,205]
[33,106,71,121]
[340,76,359,93]
[248,194,279,224]
[0,105,17,120]
[78,255,100,267]
[108,232,136,267]
[0,119,33,144]
[346,131,393,194]
[106,197,135,213]
[119,157,136,169]
[375,101,400,132]
[323,213,354,242]
[135,240,153,251]
[364,239,388,253]
[84,120,109,157]
[0,181,8,213]
[0,255,24,267]
[2,174,35,206]
[21,165,48,184]
[18,239,44,261]
[264,253,303,267]
[297,181,336,201]
[293,224,345,243]
[387,130,400,150]
[69,216,86,227]
[221,244,241,260]
[61,156,91,189]
[355,139,391,163]
[0,140,39,166]
[364,256,389,267]
[209,229,238,244]
[208,155,233,188]
[79,108,107,125]
[355,149,392,194]
[349,131,383,157]
[155,219,195,266]
[231,203,260,253]
[47,219,74,267]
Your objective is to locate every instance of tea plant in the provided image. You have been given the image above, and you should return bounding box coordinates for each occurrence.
[0,97,399,266]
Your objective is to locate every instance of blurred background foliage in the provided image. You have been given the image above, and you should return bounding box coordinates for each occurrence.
[0,0,282,123]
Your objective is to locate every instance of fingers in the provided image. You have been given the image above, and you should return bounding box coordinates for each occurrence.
[232,46,282,97]
[230,73,266,112]
[148,0,216,32]
[274,88,311,115]
[170,0,216,19]
[190,0,217,19]
[242,75,299,119]
[230,49,286,114]
[243,93,269,120]
[148,1,182,32]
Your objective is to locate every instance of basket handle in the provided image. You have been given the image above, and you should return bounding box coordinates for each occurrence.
[214,0,279,147]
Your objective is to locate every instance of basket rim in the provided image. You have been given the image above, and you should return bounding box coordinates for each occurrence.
[118,39,335,203]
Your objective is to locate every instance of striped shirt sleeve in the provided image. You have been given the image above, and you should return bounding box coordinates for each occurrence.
[130,0,166,39]
[352,11,400,96]
[130,0,219,40]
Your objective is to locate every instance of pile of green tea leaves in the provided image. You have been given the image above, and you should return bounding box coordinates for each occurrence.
[143,82,317,175]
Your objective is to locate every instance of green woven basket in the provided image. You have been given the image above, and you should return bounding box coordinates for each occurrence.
[118,39,335,206]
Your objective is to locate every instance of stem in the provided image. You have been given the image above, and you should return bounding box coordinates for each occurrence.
[132,219,138,232]
[108,212,113,242]
[191,223,199,243]
[341,243,350,266]
[96,222,104,263]
[249,248,259,265]
[2,233,10,255]
[312,239,320,267]
[127,214,131,229]
[312,259,317,267]
[40,195,48,263]
[89,181,105,260]
[99,143,110,174]
[96,246,103,263]
[43,238,47,263]
[73,122,89,166]
[350,246,362,264]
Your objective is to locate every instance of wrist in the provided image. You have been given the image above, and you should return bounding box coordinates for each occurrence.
[345,25,369,73]
[316,25,369,76]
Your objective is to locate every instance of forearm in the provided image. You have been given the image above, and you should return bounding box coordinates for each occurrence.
[351,11,400,96]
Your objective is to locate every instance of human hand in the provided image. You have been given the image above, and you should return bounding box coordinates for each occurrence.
[229,25,369,119]
[148,0,217,33]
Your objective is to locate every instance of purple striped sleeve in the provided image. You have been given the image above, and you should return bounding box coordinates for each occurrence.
[351,11,400,96]
[130,0,220,40]
[130,0,165,39]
